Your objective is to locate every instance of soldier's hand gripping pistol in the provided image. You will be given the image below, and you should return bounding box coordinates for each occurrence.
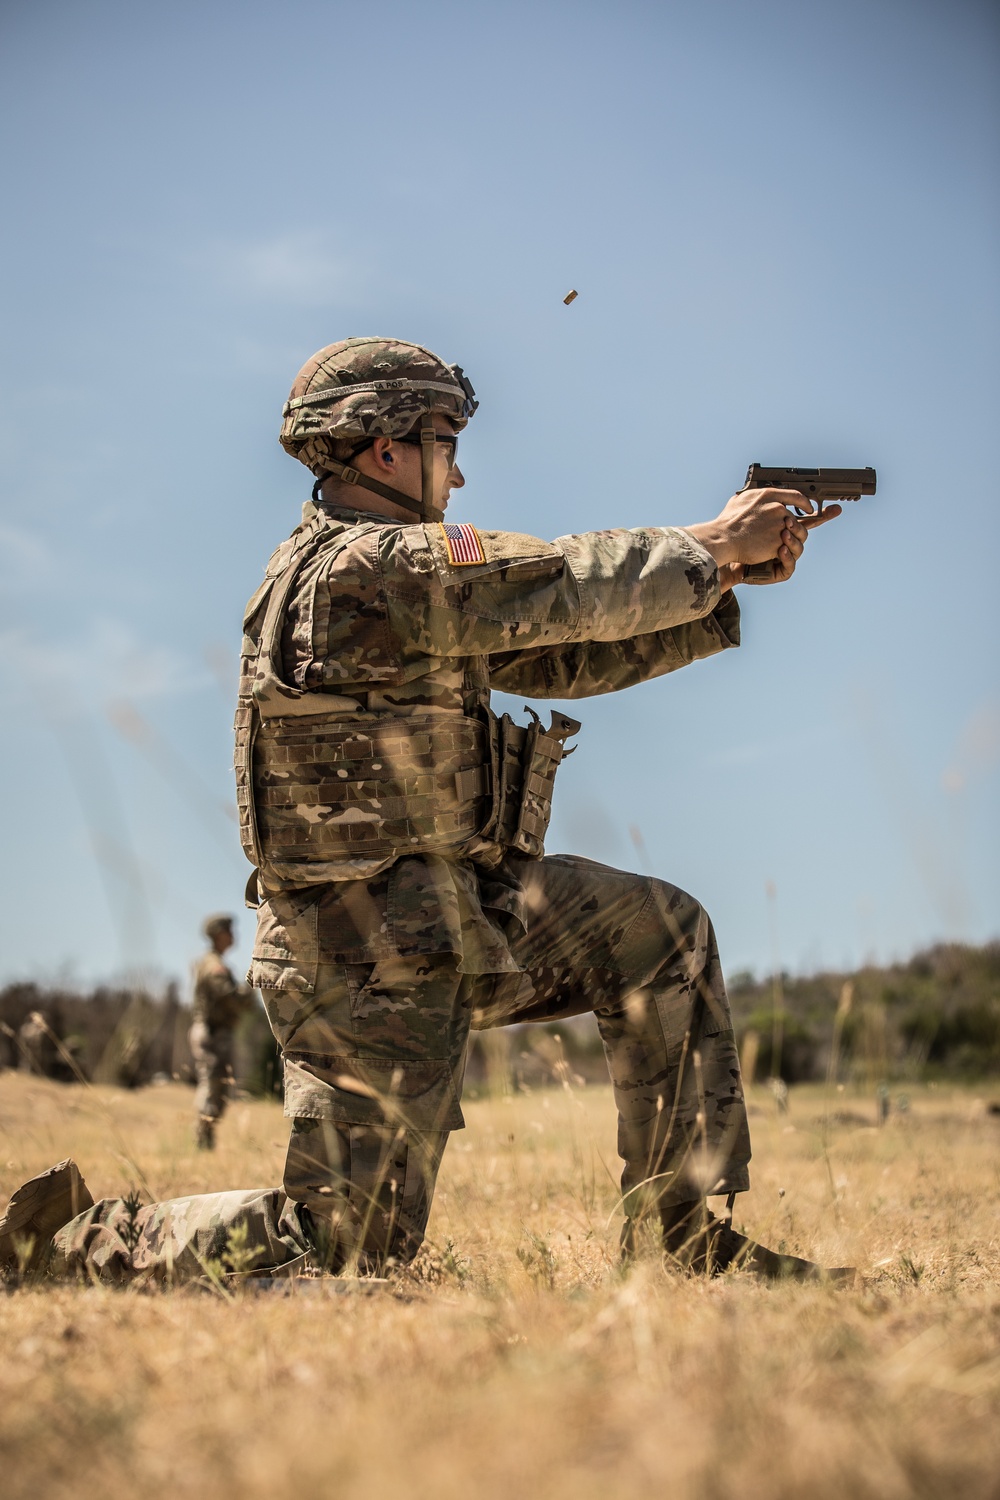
[740,464,877,583]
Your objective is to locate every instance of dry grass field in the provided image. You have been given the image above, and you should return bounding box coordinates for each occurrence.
[1,1068,999,1500]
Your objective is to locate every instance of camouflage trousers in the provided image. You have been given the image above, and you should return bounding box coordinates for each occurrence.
[266,854,751,1273]
[189,1022,236,1121]
[50,1186,312,1284]
[0,1159,314,1286]
[15,857,750,1284]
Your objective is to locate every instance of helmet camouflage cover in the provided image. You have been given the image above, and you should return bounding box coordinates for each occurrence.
[280,336,478,481]
[202,913,234,940]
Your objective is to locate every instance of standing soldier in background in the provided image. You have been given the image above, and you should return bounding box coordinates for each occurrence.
[190,915,254,1150]
[17,1011,55,1076]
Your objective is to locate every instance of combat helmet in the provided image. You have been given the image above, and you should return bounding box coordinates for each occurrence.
[202,913,234,941]
[280,336,478,519]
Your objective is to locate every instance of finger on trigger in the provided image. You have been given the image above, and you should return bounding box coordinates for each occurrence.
[777,487,816,515]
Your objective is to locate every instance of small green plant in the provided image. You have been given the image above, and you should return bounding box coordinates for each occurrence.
[12,1232,36,1282]
[441,1239,471,1285]
[196,1221,266,1292]
[900,1252,925,1285]
[220,1220,267,1277]
[119,1189,144,1256]
[516,1231,558,1291]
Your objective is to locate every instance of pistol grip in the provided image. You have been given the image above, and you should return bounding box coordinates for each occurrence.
[742,561,775,585]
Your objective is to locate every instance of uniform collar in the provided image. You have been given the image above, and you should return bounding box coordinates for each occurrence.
[302,498,401,527]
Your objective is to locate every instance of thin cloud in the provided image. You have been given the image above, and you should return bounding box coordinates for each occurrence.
[942,699,1000,793]
[195,230,359,306]
[0,619,204,709]
[0,522,56,591]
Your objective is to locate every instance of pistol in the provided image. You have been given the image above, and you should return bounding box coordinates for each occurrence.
[740,463,876,583]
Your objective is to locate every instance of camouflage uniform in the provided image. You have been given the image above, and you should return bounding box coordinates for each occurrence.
[17,1011,53,1075]
[49,1184,312,1284]
[189,943,254,1145]
[235,495,751,1273]
[0,1159,312,1284]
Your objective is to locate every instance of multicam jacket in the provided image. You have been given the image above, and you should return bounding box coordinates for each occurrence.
[238,501,739,987]
[191,953,253,1030]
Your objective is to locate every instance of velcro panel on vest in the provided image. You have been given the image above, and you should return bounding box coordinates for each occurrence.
[253,714,490,863]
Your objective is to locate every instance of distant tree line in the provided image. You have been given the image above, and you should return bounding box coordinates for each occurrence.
[2,941,997,1093]
[488,940,1000,1088]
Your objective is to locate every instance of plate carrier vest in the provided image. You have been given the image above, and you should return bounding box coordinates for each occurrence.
[234,513,580,893]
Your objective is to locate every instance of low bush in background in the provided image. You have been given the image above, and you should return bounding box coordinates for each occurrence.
[727,941,1000,1083]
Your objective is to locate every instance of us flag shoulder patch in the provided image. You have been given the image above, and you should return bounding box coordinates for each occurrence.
[440,521,485,566]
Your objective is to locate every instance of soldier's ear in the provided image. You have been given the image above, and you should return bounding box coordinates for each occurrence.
[371,437,395,470]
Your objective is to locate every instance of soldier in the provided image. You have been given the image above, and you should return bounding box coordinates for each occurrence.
[0,337,853,1285]
[190,914,255,1149]
[231,336,849,1279]
[17,1010,55,1076]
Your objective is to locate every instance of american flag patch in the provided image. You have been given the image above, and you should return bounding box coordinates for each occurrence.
[440,522,485,566]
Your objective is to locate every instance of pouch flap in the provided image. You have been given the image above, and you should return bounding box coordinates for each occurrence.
[283,1055,465,1131]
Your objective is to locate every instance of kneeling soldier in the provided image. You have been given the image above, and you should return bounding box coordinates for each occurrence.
[239,337,846,1279]
[0,338,854,1285]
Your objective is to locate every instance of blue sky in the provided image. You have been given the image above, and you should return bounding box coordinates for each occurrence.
[1,0,997,990]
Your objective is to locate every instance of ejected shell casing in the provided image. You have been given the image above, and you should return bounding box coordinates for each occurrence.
[563,289,578,305]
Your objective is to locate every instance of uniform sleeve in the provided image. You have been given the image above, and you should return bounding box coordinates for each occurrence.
[487,591,740,698]
[380,523,723,661]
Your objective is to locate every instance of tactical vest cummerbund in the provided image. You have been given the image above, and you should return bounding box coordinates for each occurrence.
[252,712,490,861]
[234,511,580,889]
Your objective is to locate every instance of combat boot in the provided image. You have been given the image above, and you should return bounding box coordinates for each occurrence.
[660,1200,856,1284]
[0,1159,95,1276]
[195,1116,216,1150]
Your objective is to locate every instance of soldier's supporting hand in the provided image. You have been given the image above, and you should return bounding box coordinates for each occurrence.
[687,487,843,589]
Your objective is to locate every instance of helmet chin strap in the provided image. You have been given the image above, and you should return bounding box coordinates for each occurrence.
[313,416,442,521]
[420,414,436,517]
[313,457,427,518]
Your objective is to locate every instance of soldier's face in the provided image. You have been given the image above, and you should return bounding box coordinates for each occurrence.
[355,416,466,521]
[428,418,465,515]
[389,416,465,515]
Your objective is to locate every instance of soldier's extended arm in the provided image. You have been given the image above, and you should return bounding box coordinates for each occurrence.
[487,593,740,698]
[381,523,724,662]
